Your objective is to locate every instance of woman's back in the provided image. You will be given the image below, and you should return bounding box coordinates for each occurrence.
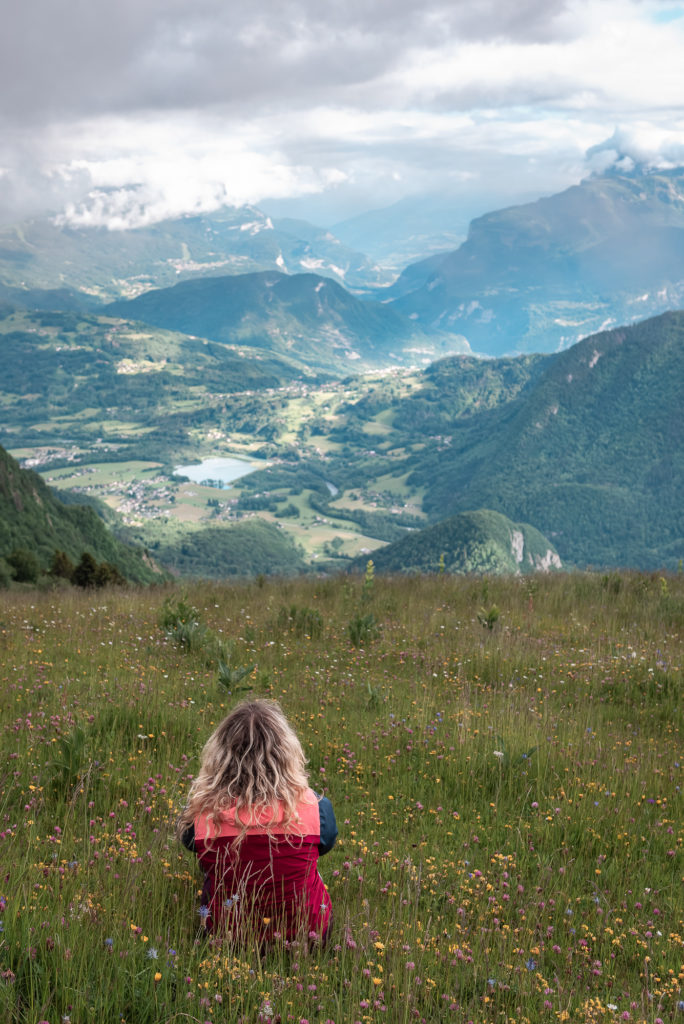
[178,700,337,942]
[191,787,332,939]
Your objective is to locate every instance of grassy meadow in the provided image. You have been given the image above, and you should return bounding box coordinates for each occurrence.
[0,570,682,1023]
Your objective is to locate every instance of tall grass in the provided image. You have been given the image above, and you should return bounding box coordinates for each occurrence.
[0,572,681,1023]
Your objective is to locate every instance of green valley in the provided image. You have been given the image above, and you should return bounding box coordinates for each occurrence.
[1,301,681,575]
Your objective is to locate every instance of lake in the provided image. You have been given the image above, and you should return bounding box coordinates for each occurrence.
[173,456,267,488]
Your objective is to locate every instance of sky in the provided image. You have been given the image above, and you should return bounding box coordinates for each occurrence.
[1,0,684,230]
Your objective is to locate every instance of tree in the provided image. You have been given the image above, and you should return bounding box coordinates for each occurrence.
[72,552,98,588]
[94,562,126,587]
[49,549,75,581]
[7,548,41,583]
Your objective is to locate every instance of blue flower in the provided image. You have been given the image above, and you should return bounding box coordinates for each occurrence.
[525,958,537,971]
[104,937,113,948]
[677,1001,684,1011]
[197,905,210,920]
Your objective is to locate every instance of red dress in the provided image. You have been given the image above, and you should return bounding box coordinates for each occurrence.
[193,788,332,941]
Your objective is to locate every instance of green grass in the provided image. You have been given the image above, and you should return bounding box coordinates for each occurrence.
[0,571,682,1023]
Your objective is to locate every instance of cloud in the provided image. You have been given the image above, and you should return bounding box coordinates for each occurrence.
[586,125,684,172]
[1,0,683,227]
[0,0,575,126]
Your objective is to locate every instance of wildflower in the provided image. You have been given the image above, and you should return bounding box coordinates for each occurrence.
[0,921,3,933]
[154,971,162,983]
[525,958,537,971]
[104,937,114,949]
[493,750,504,759]
[197,905,210,920]
[147,947,159,959]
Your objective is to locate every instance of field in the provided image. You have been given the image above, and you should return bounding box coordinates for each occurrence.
[0,571,682,1023]
[34,458,396,565]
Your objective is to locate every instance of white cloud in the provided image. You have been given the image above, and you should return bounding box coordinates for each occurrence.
[0,0,683,226]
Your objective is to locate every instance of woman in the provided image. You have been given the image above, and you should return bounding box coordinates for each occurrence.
[177,699,337,942]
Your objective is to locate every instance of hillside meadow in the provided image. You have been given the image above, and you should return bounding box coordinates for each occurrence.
[0,571,682,1024]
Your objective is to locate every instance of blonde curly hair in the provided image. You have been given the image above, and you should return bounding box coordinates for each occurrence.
[177,699,310,845]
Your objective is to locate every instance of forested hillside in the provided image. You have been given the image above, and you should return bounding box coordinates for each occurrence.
[356,510,561,575]
[0,446,158,583]
[406,312,683,567]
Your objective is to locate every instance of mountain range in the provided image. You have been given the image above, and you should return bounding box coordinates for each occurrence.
[0,203,390,302]
[1,165,684,359]
[0,164,682,576]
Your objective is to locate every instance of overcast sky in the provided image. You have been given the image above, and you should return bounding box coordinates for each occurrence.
[1,0,683,229]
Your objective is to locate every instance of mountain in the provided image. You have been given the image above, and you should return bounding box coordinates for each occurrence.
[331,194,471,269]
[386,167,684,356]
[0,204,391,303]
[353,509,561,575]
[401,311,684,568]
[106,270,469,373]
[0,445,158,583]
